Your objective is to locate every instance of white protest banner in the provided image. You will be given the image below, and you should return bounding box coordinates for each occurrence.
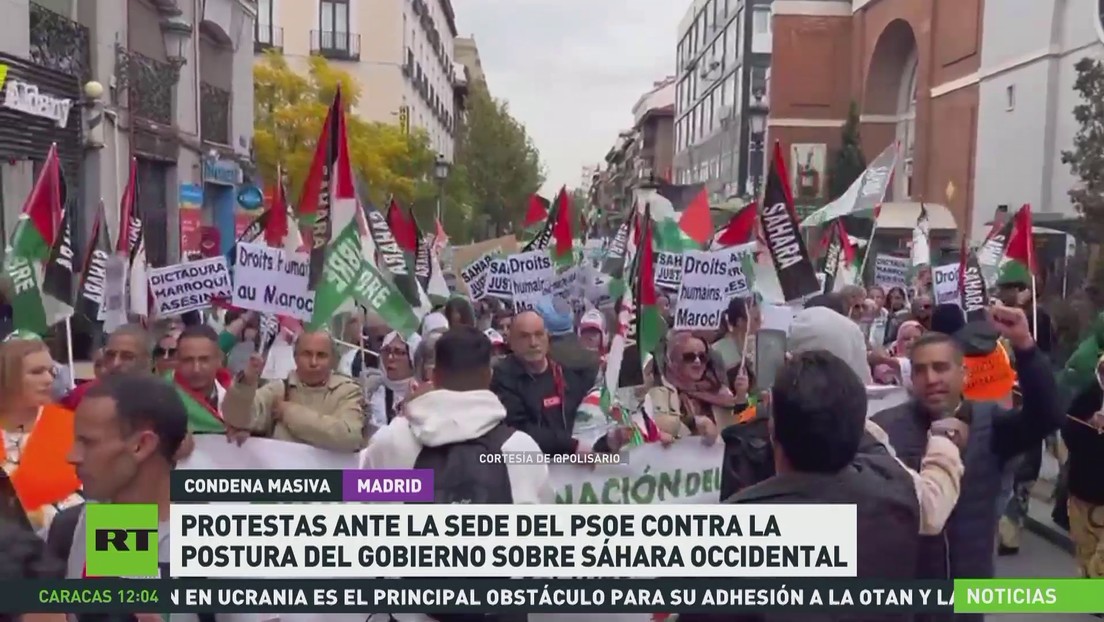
[508,249,555,311]
[231,242,314,321]
[547,265,582,304]
[552,438,725,505]
[932,263,960,306]
[148,256,232,316]
[874,254,909,290]
[673,250,731,331]
[655,251,682,290]
[486,258,513,300]
[723,241,757,299]
[460,251,496,301]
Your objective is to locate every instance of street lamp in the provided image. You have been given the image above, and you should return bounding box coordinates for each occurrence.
[746,88,768,197]
[433,153,450,223]
[160,9,193,74]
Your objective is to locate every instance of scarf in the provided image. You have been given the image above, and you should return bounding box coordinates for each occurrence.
[665,331,739,410]
[890,320,924,357]
[380,332,420,407]
[170,368,233,433]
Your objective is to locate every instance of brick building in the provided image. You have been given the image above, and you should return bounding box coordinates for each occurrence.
[769,0,982,230]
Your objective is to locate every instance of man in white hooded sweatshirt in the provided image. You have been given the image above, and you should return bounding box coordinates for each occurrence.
[360,326,554,504]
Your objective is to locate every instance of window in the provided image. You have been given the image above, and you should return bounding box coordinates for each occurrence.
[256,0,274,44]
[1005,84,1016,111]
[320,0,350,48]
[753,7,770,34]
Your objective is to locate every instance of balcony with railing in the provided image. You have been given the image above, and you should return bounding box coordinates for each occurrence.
[255,24,283,53]
[200,82,230,145]
[116,48,175,125]
[29,2,91,80]
[311,30,360,61]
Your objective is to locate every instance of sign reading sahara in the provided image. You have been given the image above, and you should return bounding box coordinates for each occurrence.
[148,256,232,316]
[460,251,496,301]
[84,503,160,577]
[673,250,731,331]
[509,250,555,311]
[655,252,683,290]
[931,263,960,306]
[232,242,315,321]
[874,254,909,289]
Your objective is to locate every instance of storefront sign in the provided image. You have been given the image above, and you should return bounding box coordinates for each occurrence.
[1,78,73,128]
[236,185,263,210]
[179,184,204,260]
[202,158,242,186]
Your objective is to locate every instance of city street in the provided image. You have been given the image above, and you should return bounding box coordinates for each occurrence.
[994,529,1095,621]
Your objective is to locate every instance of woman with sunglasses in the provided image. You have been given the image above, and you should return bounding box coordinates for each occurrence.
[151,330,178,376]
[647,331,740,444]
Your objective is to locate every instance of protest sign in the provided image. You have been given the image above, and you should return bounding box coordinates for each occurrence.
[547,265,582,305]
[508,249,555,311]
[459,251,496,301]
[148,256,232,316]
[932,263,960,306]
[963,347,1015,401]
[723,242,757,299]
[655,252,683,290]
[486,258,513,300]
[874,254,909,290]
[961,251,989,322]
[673,250,731,331]
[231,242,314,321]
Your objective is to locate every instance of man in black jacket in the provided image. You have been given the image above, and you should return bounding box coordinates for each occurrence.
[685,350,938,622]
[871,305,1062,615]
[490,311,596,457]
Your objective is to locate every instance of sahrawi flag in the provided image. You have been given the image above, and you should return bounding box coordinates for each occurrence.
[800,141,899,228]
[624,202,664,384]
[977,207,1013,287]
[523,187,574,267]
[4,143,68,334]
[264,163,303,253]
[820,219,860,293]
[521,193,550,242]
[75,202,112,323]
[995,203,1036,288]
[645,183,710,253]
[297,85,357,290]
[41,204,77,319]
[303,92,420,334]
[911,203,932,276]
[125,213,149,318]
[361,193,426,317]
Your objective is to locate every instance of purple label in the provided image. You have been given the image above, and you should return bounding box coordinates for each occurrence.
[342,469,434,502]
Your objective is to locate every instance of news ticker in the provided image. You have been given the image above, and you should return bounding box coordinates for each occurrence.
[12,579,1104,614]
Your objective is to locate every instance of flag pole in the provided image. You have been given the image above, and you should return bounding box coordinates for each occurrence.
[63,316,76,389]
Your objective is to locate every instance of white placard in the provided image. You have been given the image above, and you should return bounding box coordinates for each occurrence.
[546,265,582,304]
[231,242,315,321]
[460,252,495,301]
[508,250,555,311]
[723,241,757,299]
[874,254,909,290]
[931,263,960,307]
[148,256,232,316]
[485,258,513,300]
[673,250,731,331]
[655,251,682,290]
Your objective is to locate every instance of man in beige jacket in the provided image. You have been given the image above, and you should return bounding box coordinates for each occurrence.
[222,331,364,452]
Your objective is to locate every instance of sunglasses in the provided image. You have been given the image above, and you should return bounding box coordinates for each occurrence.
[681,352,708,364]
[153,347,176,358]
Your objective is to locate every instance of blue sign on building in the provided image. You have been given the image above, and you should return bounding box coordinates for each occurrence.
[202,157,242,186]
[237,185,264,210]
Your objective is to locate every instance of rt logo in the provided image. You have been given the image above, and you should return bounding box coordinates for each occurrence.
[86,504,159,577]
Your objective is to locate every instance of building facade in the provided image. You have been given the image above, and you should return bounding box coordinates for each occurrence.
[0,0,256,268]
[631,78,676,185]
[259,0,461,161]
[454,36,486,88]
[673,0,773,201]
[972,0,1101,239]
[770,0,982,230]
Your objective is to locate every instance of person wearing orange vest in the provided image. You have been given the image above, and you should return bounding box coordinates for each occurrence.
[0,333,83,534]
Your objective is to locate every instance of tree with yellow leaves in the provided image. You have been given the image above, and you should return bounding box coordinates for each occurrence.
[253,52,434,206]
